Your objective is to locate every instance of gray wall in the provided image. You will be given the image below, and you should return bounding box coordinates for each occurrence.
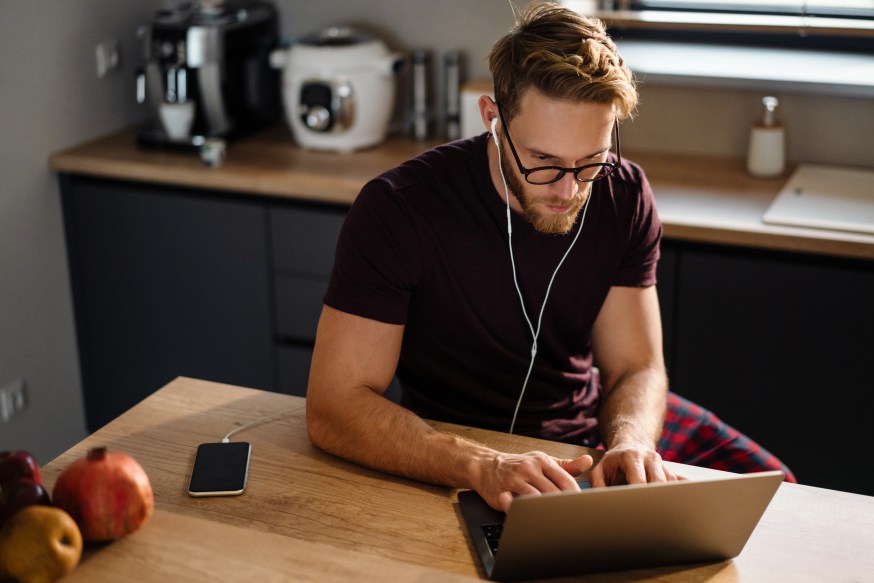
[273,0,873,167]
[0,0,161,463]
[1,0,870,463]
[626,86,874,168]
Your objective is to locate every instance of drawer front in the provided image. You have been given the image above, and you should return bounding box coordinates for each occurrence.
[274,275,328,341]
[270,206,346,276]
[277,345,313,397]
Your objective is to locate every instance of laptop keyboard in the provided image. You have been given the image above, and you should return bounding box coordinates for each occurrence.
[482,523,504,556]
[481,479,590,556]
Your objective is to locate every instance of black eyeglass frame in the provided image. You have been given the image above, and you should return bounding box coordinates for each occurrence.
[496,104,621,185]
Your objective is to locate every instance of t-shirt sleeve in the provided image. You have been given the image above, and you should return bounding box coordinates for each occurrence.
[323,178,422,325]
[612,164,662,287]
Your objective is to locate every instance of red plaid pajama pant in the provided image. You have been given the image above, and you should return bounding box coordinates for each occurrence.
[657,392,796,482]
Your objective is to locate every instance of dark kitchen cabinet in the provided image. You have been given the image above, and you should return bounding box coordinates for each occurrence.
[60,174,384,430]
[60,176,277,431]
[269,204,347,395]
[659,241,874,495]
[655,244,677,370]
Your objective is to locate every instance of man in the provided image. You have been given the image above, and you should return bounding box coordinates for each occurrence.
[306,1,790,512]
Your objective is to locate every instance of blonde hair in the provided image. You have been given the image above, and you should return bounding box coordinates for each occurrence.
[489,0,637,121]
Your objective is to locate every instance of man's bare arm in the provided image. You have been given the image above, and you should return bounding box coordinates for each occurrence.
[589,285,678,486]
[306,305,593,510]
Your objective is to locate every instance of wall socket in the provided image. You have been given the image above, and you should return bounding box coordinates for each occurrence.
[95,40,121,78]
[0,379,27,423]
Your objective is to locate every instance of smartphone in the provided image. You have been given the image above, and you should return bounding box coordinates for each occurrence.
[188,442,251,497]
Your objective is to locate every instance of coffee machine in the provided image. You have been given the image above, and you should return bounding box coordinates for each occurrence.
[136,0,282,148]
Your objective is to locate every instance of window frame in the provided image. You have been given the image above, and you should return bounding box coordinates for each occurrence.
[593,0,874,51]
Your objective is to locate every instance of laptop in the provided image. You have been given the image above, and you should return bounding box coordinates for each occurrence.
[458,470,783,581]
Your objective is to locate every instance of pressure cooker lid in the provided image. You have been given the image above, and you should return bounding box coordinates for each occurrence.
[298,26,377,47]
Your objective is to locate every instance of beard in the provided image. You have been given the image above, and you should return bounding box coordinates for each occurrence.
[499,138,590,235]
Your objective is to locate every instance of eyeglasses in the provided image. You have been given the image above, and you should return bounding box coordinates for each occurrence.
[497,104,621,185]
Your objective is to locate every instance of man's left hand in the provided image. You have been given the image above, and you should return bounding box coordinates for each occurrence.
[588,442,680,487]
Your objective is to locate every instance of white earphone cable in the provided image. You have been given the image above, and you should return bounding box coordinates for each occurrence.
[492,121,591,434]
[221,409,297,443]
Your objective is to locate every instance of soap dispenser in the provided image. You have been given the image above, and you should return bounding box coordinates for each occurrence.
[746,96,785,178]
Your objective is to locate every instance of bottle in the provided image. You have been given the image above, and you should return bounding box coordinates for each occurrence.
[746,96,785,178]
[444,51,462,141]
[411,50,431,140]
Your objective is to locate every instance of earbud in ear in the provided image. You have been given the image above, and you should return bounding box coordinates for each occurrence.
[491,117,499,147]
[491,117,498,132]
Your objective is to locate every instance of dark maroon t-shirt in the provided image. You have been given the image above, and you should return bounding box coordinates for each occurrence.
[324,133,661,445]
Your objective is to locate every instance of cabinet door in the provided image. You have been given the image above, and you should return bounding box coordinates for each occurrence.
[672,244,874,495]
[269,204,347,392]
[656,243,678,374]
[274,275,330,342]
[270,205,345,276]
[277,345,313,398]
[269,205,346,343]
[62,176,276,431]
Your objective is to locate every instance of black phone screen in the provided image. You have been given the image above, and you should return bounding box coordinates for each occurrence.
[188,442,251,497]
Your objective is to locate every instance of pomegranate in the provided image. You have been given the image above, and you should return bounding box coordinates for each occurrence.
[51,447,154,541]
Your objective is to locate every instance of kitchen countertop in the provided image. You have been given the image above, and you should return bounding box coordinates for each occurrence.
[50,125,874,261]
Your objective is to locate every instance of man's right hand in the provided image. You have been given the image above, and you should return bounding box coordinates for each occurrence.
[473,451,595,512]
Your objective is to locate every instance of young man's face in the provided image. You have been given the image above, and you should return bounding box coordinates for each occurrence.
[498,90,615,235]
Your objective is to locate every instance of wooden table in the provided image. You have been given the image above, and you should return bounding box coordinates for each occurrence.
[42,377,874,582]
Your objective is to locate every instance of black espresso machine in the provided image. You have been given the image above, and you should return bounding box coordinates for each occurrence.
[136,0,282,148]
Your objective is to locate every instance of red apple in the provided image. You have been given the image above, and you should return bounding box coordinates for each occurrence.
[0,477,51,526]
[0,451,42,486]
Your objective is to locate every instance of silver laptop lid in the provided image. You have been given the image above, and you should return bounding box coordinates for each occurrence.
[461,470,783,581]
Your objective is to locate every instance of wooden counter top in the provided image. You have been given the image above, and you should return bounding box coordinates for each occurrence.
[40,377,874,582]
[49,125,440,207]
[50,126,874,260]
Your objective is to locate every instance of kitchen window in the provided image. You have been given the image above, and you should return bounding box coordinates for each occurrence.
[567,0,874,97]
[596,0,874,50]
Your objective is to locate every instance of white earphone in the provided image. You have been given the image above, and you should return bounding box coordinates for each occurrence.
[491,109,593,434]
